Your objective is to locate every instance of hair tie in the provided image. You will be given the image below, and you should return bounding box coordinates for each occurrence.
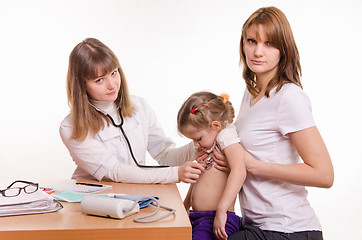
[220,93,230,103]
[190,108,196,114]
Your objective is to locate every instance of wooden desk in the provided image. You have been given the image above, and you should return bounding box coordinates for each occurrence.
[0,180,191,240]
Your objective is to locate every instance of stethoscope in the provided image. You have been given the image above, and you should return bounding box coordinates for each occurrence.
[106,108,169,168]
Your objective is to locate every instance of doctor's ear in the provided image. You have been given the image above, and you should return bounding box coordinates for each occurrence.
[210,121,222,130]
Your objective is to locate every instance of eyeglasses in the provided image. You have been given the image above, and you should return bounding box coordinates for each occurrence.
[0,180,39,197]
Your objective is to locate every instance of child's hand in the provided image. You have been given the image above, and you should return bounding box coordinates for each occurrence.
[213,211,228,240]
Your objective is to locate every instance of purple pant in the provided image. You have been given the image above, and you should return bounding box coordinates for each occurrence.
[189,210,241,240]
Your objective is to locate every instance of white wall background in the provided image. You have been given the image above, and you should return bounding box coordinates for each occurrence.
[0,0,361,239]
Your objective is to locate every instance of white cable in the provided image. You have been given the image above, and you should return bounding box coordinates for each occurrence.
[122,196,176,223]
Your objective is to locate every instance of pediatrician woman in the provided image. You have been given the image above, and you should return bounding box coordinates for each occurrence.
[60,38,204,184]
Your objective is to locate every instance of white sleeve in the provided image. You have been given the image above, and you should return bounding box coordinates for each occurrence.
[216,124,240,150]
[60,116,179,183]
[140,97,195,166]
[107,162,179,183]
[60,117,118,180]
[278,86,315,137]
[154,142,195,166]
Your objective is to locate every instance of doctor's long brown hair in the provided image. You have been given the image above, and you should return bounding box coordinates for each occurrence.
[66,38,134,141]
[240,6,302,97]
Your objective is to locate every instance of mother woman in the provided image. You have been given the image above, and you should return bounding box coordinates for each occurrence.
[218,6,334,240]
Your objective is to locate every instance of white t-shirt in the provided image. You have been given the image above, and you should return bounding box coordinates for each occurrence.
[60,95,194,183]
[234,83,321,233]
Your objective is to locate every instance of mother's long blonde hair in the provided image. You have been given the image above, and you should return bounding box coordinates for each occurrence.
[67,38,134,141]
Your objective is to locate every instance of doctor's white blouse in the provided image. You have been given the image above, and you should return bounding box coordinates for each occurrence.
[60,95,195,183]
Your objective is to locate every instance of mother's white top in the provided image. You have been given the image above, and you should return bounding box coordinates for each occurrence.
[234,84,321,233]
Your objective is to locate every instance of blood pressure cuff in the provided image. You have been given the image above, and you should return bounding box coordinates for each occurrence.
[112,194,159,209]
[52,191,158,209]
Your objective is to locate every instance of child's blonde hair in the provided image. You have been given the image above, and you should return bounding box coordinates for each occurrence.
[177,91,235,135]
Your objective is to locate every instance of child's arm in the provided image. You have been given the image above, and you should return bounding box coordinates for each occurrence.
[213,143,246,240]
[183,183,194,212]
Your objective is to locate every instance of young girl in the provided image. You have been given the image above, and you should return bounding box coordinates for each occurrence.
[227,6,334,240]
[60,38,204,184]
[177,91,246,240]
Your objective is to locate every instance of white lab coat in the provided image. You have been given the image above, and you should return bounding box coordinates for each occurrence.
[60,95,194,183]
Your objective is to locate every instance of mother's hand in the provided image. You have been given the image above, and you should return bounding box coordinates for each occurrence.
[213,147,230,172]
[213,146,257,173]
[195,146,208,165]
[243,150,259,174]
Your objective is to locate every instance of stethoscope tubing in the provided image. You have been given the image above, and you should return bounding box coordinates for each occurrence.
[107,109,169,168]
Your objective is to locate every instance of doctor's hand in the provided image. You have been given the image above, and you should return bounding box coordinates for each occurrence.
[178,161,204,184]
